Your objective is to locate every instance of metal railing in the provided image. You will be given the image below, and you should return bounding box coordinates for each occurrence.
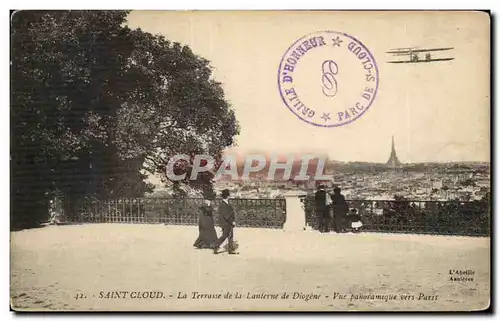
[301,196,490,236]
[67,196,490,236]
[71,198,287,229]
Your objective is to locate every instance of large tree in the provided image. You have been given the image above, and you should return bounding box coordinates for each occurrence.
[11,11,239,229]
[115,29,239,197]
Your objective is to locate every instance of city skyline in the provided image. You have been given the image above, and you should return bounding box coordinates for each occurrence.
[222,135,491,164]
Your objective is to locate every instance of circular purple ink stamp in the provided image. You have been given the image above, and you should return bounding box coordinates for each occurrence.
[278,31,379,127]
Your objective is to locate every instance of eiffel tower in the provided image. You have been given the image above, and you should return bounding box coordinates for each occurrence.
[386,136,401,168]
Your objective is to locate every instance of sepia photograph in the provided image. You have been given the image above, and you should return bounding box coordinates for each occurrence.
[10,10,491,311]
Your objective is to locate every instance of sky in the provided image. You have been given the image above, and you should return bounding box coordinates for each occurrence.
[127,11,490,163]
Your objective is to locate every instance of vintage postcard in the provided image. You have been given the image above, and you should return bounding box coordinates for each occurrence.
[10,10,491,311]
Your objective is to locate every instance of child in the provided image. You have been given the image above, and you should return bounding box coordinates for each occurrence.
[49,208,60,225]
[349,208,363,233]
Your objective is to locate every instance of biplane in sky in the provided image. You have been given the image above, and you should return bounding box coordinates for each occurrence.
[386,47,454,63]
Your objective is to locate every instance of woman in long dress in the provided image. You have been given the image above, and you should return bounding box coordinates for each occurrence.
[193,199,218,249]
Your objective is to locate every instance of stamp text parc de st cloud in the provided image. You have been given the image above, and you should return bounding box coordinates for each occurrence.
[280,35,376,123]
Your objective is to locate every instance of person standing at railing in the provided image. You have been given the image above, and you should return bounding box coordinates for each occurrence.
[212,189,238,255]
[48,200,63,225]
[314,185,330,233]
[193,196,218,249]
[331,187,349,233]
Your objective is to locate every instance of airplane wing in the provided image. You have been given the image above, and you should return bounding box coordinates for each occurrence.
[387,58,455,64]
[406,47,454,53]
[386,47,454,54]
[386,47,417,54]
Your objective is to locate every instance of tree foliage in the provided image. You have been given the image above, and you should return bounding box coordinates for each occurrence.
[11,11,239,229]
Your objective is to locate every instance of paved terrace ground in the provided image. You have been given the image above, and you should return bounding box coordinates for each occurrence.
[11,224,490,311]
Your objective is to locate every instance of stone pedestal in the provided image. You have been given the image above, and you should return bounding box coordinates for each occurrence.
[283,191,307,232]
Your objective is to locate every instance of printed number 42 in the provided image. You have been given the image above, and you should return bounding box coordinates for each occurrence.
[74,293,86,300]
[321,60,339,97]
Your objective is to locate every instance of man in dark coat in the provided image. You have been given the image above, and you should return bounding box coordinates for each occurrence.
[314,185,330,232]
[212,189,237,254]
[331,186,349,233]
